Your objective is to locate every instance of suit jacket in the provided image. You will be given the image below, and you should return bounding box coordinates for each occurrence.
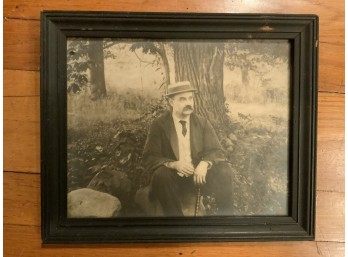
[142,111,226,172]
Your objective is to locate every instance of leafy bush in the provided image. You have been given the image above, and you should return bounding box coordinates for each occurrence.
[67,92,168,215]
[219,112,289,215]
[68,91,288,216]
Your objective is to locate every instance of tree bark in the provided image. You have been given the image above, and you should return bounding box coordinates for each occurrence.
[156,43,171,91]
[173,42,230,129]
[88,40,107,100]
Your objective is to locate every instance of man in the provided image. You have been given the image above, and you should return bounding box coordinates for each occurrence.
[142,81,233,216]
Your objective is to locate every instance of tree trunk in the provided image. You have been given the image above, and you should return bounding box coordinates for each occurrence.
[88,40,107,100]
[157,43,171,91]
[173,42,230,129]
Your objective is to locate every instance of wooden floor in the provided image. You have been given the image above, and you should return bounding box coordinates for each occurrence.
[3,0,344,256]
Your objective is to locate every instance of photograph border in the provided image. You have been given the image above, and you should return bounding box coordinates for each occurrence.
[41,11,318,243]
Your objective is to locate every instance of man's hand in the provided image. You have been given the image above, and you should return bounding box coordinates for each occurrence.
[168,161,194,176]
[193,161,209,185]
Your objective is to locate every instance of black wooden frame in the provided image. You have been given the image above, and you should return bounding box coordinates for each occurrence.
[41,11,318,243]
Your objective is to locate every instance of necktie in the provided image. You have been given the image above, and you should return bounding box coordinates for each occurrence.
[179,120,187,137]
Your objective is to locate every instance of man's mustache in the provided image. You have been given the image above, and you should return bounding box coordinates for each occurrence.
[183,105,193,111]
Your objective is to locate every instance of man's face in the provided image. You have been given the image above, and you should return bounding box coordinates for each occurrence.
[169,91,194,119]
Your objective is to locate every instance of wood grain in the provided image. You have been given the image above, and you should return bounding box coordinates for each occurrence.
[316,93,345,192]
[315,191,344,242]
[4,120,40,173]
[3,0,345,256]
[4,70,40,96]
[3,18,40,71]
[3,0,344,20]
[319,43,345,92]
[4,96,39,122]
[316,242,345,257]
[3,223,343,257]
[4,172,40,226]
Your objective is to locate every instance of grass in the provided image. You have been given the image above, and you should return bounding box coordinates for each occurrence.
[67,89,290,216]
[67,89,162,129]
[223,100,289,215]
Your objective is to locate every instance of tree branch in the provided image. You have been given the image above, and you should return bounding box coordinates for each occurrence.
[209,46,219,80]
[103,41,120,49]
[152,43,163,56]
[134,51,154,65]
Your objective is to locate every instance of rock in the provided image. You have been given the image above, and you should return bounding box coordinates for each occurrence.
[135,185,206,217]
[222,138,234,147]
[68,188,121,218]
[227,146,234,152]
[228,133,238,142]
[87,168,131,200]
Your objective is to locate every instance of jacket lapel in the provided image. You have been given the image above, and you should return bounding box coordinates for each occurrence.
[161,112,203,163]
[190,114,201,162]
[162,112,179,160]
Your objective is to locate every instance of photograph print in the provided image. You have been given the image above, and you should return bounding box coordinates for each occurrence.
[67,38,291,218]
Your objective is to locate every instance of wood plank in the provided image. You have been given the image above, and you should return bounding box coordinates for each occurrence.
[316,140,344,192]
[4,0,344,52]
[4,172,40,226]
[3,223,335,257]
[3,18,40,71]
[316,93,345,192]
[3,0,344,20]
[4,70,40,96]
[4,96,39,122]
[315,191,344,242]
[317,94,345,140]
[4,120,40,173]
[319,43,345,93]
[4,172,344,243]
[316,242,345,257]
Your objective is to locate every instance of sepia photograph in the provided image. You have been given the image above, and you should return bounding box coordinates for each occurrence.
[66,38,291,218]
[41,12,318,243]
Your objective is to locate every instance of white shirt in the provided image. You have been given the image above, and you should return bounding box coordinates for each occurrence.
[167,115,212,176]
[172,115,193,165]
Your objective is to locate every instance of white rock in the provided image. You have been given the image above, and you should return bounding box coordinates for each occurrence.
[228,133,238,142]
[68,188,121,218]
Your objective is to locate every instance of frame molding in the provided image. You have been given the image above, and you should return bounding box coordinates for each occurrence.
[41,11,318,243]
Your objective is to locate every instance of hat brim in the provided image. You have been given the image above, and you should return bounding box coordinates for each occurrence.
[165,88,197,97]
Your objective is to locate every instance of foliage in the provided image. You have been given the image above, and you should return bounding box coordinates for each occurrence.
[67,38,119,94]
[224,40,290,105]
[218,111,289,215]
[225,40,289,71]
[68,90,288,216]
[67,40,290,216]
[67,92,168,216]
[67,40,90,93]
[129,41,171,90]
[129,41,162,55]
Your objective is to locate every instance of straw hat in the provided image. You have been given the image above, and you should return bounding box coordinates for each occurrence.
[165,81,196,97]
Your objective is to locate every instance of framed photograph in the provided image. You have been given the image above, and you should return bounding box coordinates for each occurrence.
[41,11,318,243]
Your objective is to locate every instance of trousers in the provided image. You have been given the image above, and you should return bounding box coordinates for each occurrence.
[149,162,233,216]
